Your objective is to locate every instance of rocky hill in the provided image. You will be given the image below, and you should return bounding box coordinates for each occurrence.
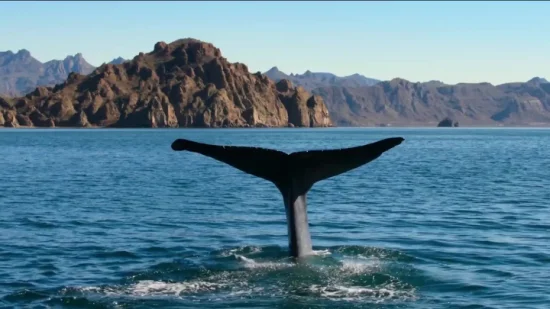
[0,50,95,96]
[0,39,331,128]
[264,67,380,92]
[311,77,550,126]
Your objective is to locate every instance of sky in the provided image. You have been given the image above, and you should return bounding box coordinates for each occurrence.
[1,1,549,85]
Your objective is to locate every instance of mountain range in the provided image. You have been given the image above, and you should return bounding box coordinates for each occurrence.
[264,67,380,91]
[264,67,550,126]
[0,39,330,128]
[1,40,550,127]
[310,77,550,126]
[0,50,127,96]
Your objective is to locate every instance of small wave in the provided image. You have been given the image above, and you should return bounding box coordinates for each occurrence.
[65,219,94,227]
[331,245,413,261]
[37,263,60,271]
[20,218,57,229]
[3,289,49,302]
[41,270,57,276]
[45,295,112,308]
[92,250,139,259]
[474,268,514,278]
[139,246,172,254]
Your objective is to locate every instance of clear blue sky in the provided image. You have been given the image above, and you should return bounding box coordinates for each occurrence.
[1,1,548,84]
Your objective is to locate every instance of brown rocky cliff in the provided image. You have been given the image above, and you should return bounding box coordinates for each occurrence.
[1,39,332,128]
[276,79,331,127]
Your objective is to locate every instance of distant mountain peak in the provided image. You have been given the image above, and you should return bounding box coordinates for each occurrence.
[266,66,281,73]
[16,49,31,59]
[0,49,95,96]
[263,66,290,82]
[61,53,94,72]
[63,53,85,61]
[389,77,409,84]
[527,77,549,84]
[108,57,127,65]
[263,67,380,91]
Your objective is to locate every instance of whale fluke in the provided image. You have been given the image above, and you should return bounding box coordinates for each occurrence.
[171,137,404,257]
[289,137,404,193]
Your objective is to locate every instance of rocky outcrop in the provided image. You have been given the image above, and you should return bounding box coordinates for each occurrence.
[437,117,459,127]
[275,79,331,127]
[0,39,332,128]
[2,110,19,127]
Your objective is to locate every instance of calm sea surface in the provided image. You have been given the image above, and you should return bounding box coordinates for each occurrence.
[0,128,549,309]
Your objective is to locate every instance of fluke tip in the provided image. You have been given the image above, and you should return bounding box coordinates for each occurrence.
[171,139,190,151]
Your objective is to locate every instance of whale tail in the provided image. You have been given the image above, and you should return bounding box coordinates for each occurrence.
[171,137,404,191]
[171,136,404,258]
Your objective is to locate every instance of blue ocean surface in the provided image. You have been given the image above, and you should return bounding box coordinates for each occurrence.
[0,128,549,309]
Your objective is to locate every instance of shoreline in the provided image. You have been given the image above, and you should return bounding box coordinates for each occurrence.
[2,125,550,130]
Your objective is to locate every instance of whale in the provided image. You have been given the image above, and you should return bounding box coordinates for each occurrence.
[171,137,404,258]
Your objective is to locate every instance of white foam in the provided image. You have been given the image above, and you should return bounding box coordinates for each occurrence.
[70,276,416,304]
[65,247,417,304]
[340,257,381,274]
[129,280,227,296]
[234,254,255,264]
[64,285,123,297]
[235,254,293,270]
[219,246,262,257]
[311,249,331,256]
[310,284,416,302]
[228,287,265,297]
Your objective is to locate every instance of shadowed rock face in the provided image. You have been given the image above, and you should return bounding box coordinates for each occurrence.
[0,39,332,128]
[437,117,459,127]
[275,79,331,127]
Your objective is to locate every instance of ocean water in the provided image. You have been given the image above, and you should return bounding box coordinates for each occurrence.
[0,128,549,309]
